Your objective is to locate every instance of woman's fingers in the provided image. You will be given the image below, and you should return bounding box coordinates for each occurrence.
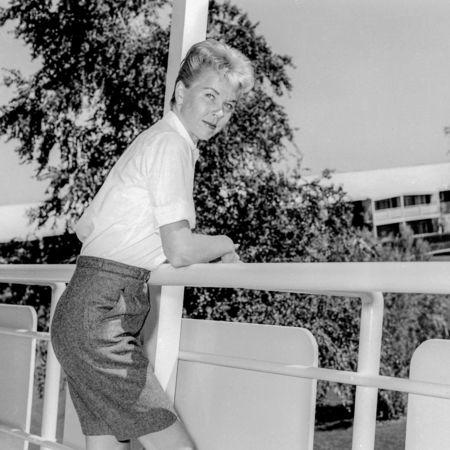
[220,251,241,263]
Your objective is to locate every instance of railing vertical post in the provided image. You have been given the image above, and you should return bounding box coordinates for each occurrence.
[40,282,65,450]
[352,291,384,450]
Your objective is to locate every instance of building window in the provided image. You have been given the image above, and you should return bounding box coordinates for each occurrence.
[374,197,400,210]
[406,218,438,235]
[376,222,400,238]
[403,194,432,207]
[440,190,450,202]
[440,190,450,214]
[351,199,373,229]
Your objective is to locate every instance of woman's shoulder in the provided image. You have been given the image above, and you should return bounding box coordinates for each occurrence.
[139,120,187,151]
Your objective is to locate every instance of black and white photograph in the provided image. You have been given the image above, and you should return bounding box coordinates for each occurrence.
[1,1,449,449]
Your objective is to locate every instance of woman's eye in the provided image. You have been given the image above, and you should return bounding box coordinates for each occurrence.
[224,103,235,112]
[206,93,215,100]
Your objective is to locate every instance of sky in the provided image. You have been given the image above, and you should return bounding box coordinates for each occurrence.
[1,0,450,205]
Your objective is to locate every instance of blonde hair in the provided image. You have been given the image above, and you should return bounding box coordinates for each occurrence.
[171,39,254,106]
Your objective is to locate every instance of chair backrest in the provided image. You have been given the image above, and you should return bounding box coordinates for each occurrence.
[0,304,37,450]
[405,339,450,449]
[175,319,318,450]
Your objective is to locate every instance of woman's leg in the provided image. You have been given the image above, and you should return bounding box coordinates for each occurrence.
[138,419,195,450]
[86,435,131,450]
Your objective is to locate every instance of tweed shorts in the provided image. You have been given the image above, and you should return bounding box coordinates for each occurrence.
[51,256,177,441]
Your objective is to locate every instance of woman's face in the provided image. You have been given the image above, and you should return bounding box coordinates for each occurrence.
[174,68,239,144]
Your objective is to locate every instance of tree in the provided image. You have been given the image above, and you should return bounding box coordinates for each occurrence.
[1,0,448,418]
[0,0,295,228]
[0,0,170,227]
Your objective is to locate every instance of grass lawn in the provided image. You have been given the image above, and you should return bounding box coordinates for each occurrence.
[314,418,406,449]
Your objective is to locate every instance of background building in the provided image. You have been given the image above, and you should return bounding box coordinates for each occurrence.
[328,162,450,258]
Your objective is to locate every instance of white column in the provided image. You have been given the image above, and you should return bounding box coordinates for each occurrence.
[145,286,185,401]
[163,0,209,113]
[352,291,384,450]
[147,0,209,403]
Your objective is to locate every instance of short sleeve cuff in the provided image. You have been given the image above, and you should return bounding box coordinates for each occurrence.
[154,200,196,229]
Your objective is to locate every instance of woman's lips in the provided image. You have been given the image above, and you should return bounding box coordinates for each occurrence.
[203,120,217,130]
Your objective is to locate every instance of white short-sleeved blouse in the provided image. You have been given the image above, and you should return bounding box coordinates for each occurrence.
[75,111,199,270]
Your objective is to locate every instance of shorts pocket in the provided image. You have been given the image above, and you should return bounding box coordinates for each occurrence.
[89,282,150,343]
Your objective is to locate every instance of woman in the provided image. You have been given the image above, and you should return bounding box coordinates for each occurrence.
[51,39,254,450]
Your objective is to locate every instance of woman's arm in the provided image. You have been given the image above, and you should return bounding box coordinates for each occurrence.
[160,220,237,268]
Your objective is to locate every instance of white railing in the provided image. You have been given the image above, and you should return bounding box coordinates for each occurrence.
[1,261,450,450]
[402,202,440,218]
[373,203,441,223]
[373,206,404,222]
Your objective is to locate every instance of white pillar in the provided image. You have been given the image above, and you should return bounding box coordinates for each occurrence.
[163,0,209,113]
[352,292,384,450]
[147,0,209,403]
[145,286,185,401]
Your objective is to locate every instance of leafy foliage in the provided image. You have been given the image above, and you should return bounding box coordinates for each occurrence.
[0,0,295,228]
[1,0,170,227]
[1,0,448,418]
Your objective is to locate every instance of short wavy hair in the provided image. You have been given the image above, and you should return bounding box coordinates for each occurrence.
[171,39,254,106]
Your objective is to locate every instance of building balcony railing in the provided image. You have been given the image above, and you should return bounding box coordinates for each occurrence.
[1,262,450,450]
[402,203,441,218]
[373,206,403,222]
[374,203,440,223]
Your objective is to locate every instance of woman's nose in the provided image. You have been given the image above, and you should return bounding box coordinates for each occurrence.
[212,105,225,118]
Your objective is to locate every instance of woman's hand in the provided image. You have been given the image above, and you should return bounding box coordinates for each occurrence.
[220,246,242,263]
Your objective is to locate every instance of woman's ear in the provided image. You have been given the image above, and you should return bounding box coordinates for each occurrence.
[174,81,185,107]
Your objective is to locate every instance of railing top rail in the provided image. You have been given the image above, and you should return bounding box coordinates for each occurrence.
[0,264,75,285]
[0,262,449,294]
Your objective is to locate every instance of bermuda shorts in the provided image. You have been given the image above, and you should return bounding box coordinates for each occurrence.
[51,255,177,441]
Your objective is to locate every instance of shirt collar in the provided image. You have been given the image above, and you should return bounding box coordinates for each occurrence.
[165,111,199,162]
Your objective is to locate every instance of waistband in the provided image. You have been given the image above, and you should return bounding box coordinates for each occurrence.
[76,256,150,281]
